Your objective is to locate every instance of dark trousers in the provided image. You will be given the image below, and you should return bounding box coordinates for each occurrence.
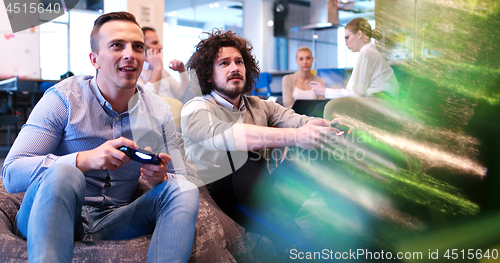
[209,151,315,251]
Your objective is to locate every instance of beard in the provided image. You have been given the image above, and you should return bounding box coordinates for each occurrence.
[213,73,245,99]
[213,85,243,99]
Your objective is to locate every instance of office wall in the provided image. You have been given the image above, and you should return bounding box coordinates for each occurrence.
[0,2,40,79]
[165,0,275,72]
[104,0,165,42]
[276,2,339,71]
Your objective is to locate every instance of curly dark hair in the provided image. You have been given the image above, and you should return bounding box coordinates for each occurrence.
[187,29,260,95]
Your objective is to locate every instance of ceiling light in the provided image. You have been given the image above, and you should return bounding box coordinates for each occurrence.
[275,3,285,12]
[214,3,219,8]
[267,20,274,27]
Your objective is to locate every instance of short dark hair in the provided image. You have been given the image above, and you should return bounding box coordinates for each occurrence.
[90,12,140,53]
[141,26,156,35]
[186,29,260,95]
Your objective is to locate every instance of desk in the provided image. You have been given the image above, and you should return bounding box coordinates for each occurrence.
[0,78,58,118]
[267,69,353,96]
[0,77,58,90]
[17,79,57,115]
[0,78,58,154]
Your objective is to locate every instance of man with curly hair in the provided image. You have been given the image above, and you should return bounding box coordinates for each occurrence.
[181,29,345,253]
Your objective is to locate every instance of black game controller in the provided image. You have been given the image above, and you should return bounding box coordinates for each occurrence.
[119,146,162,165]
[331,124,351,136]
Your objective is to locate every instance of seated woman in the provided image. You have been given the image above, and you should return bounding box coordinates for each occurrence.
[282,46,327,109]
[310,18,399,100]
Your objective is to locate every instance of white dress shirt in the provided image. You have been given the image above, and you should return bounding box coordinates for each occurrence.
[325,43,399,100]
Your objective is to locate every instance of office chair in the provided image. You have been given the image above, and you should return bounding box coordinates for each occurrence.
[251,72,281,97]
[163,97,183,128]
[0,77,19,148]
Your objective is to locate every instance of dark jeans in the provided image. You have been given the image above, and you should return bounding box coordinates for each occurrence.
[209,151,315,252]
[17,164,199,263]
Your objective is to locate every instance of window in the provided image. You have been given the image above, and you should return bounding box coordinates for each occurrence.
[39,14,68,80]
[39,10,99,80]
[163,1,243,81]
[69,11,99,76]
[162,25,203,82]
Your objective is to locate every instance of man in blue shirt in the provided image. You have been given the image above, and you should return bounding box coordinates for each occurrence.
[2,12,199,263]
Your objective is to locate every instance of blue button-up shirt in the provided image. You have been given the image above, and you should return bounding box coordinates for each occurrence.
[2,75,186,207]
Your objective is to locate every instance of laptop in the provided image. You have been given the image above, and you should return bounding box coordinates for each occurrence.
[291,99,329,118]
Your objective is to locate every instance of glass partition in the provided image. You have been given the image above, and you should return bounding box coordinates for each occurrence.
[39,21,68,80]
[163,1,243,81]
[69,10,100,76]
[39,10,99,80]
[273,0,376,71]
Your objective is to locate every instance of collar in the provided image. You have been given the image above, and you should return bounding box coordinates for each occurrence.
[90,77,108,107]
[210,90,245,111]
[360,42,373,52]
[143,61,151,70]
[90,77,139,114]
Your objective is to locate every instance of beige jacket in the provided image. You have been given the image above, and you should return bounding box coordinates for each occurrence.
[181,92,314,185]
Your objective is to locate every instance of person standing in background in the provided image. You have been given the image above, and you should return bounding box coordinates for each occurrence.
[281,46,327,109]
[310,18,399,100]
[138,27,190,99]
